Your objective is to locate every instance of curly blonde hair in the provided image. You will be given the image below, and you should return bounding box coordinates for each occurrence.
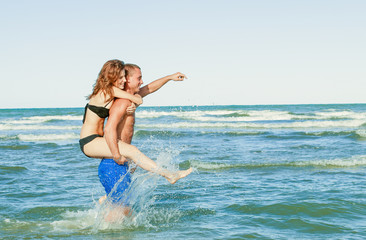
[88,59,125,102]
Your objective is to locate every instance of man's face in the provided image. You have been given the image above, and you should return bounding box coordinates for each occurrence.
[126,68,143,93]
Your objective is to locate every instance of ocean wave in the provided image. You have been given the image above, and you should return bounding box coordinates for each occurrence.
[134,130,188,138]
[301,130,354,137]
[23,115,82,122]
[1,115,82,125]
[137,119,366,129]
[135,109,366,122]
[137,110,240,118]
[295,129,366,141]
[313,110,366,120]
[197,131,267,136]
[0,165,28,173]
[226,201,359,219]
[0,134,17,140]
[137,109,294,122]
[187,155,366,171]
[134,130,266,138]
[220,112,250,117]
[355,129,366,138]
[0,124,80,130]
[0,145,31,150]
[18,133,79,141]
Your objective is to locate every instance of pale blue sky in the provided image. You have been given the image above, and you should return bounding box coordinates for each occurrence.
[1,0,365,108]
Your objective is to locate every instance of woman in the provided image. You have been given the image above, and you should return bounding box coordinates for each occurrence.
[80,59,192,187]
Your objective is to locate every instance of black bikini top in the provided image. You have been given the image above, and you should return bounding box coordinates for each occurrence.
[82,100,113,123]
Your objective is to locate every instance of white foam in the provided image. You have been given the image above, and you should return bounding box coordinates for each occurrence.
[1,115,82,125]
[190,160,231,170]
[296,155,366,167]
[280,119,365,129]
[314,110,366,120]
[355,129,366,138]
[2,119,45,124]
[190,155,366,171]
[246,110,293,121]
[0,124,80,130]
[136,119,366,129]
[51,209,98,232]
[24,115,82,122]
[137,110,239,119]
[137,109,290,121]
[18,133,79,141]
[136,109,366,123]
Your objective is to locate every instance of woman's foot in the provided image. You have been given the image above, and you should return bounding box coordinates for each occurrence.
[167,167,193,184]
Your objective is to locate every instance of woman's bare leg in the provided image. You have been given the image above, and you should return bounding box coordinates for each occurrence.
[117,141,192,184]
[83,137,192,184]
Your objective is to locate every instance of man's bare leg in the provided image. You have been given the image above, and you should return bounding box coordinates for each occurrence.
[104,205,131,223]
[99,195,107,205]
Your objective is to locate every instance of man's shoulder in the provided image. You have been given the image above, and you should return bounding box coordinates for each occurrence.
[109,98,130,113]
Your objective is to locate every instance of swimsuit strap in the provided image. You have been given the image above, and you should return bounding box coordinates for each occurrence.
[82,98,114,123]
[104,99,114,107]
[82,104,88,123]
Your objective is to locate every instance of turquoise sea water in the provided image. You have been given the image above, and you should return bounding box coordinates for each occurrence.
[1,104,366,239]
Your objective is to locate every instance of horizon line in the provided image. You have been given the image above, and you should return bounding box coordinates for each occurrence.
[1,102,365,110]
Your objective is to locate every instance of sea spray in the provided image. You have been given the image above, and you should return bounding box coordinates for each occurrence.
[92,145,184,232]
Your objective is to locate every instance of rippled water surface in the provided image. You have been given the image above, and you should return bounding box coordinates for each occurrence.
[1,104,366,239]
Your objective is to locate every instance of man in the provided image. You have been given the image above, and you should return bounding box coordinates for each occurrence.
[100,64,189,207]
[105,64,186,164]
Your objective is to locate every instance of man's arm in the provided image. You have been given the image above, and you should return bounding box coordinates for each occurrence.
[138,72,186,98]
[104,98,130,161]
[115,113,136,169]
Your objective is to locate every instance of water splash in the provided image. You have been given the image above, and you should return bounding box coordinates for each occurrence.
[91,146,185,232]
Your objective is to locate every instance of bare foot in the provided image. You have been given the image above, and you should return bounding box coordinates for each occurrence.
[167,167,193,184]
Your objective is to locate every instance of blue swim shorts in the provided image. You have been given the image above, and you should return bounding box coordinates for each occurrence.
[98,158,131,204]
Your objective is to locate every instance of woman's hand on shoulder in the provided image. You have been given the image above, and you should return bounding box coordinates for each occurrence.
[126,103,137,115]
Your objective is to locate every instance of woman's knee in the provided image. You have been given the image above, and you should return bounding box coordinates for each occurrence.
[118,141,138,156]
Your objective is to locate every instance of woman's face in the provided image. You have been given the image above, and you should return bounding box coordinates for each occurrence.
[115,69,126,89]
